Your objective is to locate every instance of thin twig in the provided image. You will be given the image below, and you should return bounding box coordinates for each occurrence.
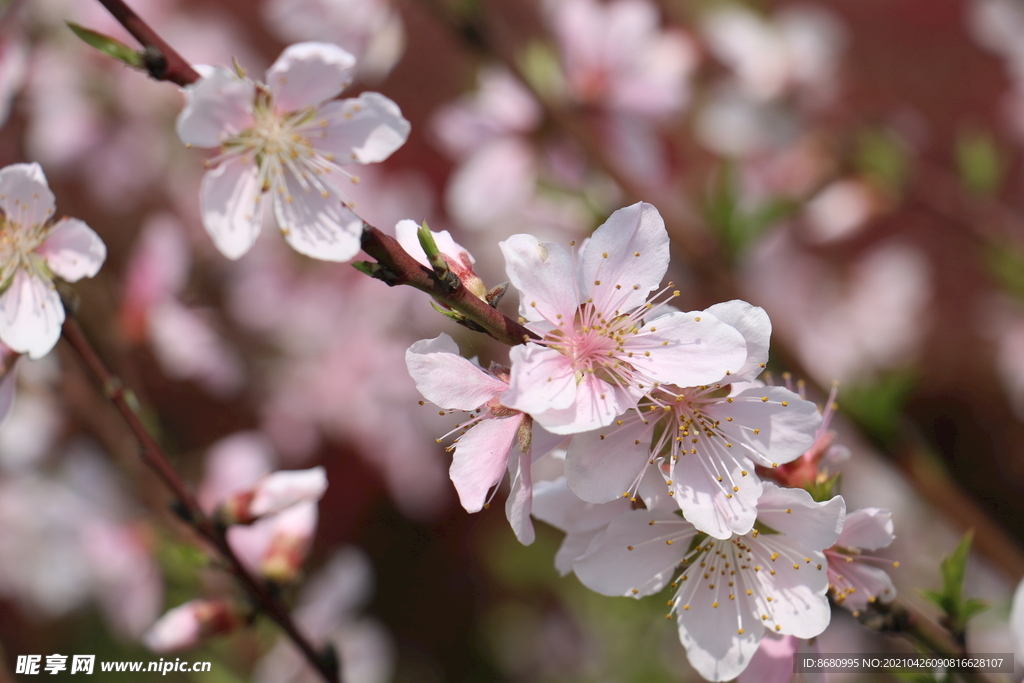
[94,0,199,86]
[61,317,340,683]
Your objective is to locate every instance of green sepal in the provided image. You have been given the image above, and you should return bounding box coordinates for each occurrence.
[66,22,144,69]
[805,471,842,502]
[429,300,467,323]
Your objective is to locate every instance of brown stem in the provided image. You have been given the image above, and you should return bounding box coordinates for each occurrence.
[94,0,199,86]
[359,225,538,346]
[61,317,339,683]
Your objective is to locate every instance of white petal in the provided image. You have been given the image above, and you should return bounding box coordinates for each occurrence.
[313,93,410,163]
[274,171,363,262]
[38,218,106,282]
[199,156,264,260]
[565,419,650,503]
[757,483,845,551]
[395,220,474,269]
[574,509,694,597]
[833,561,897,612]
[266,42,355,112]
[716,386,822,467]
[1011,577,1024,657]
[0,270,63,359]
[579,202,669,313]
[535,373,633,436]
[628,310,747,387]
[837,507,895,550]
[705,300,772,381]
[499,234,577,323]
[531,477,631,533]
[406,334,508,410]
[554,528,601,576]
[752,536,832,638]
[677,592,764,682]
[670,452,761,539]
[450,416,520,513]
[0,162,55,227]
[176,68,255,148]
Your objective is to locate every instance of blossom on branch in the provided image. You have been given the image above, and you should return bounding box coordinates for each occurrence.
[0,162,106,358]
[572,482,845,681]
[499,202,747,436]
[177,42,410,261]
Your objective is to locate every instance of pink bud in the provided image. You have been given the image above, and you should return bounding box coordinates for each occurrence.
[218,466,327,525]
[142,599,240,653]
[260,502,319,585]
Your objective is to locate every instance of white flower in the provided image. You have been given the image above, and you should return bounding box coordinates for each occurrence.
[0,162,106,358]
[177,42,410,262]
[573,483,844,681]
[825,507,898,614]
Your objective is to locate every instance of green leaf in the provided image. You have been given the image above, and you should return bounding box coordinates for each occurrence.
[66,22,144,69]
[855,129,908,192]
[919,531,989,640]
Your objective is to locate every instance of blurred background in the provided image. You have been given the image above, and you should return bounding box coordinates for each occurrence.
[0,0,1023,680]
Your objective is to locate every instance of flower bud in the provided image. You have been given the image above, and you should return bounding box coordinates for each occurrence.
[259,502,319,585]
[142,599,241,653]
[217,466,327,525]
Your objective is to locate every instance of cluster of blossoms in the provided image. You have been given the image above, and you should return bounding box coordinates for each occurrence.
[404,201,898,680]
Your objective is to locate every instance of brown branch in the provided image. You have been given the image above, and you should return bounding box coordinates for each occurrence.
[94,0,199,86]
[61,317,340,683]
[359,225,538,346]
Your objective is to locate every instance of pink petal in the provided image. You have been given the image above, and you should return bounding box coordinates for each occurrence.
[0,270,64,359]
[176,68,255,148]
[273,171,363,262]
[406,334,508,410]
[38,218,106,282]
[579,202,669,314]
[564,419,650,503]
[447,138,536,228]
[450,415,520,513]
[505,447,535,545]
[200,156,264,259]
[199,432,275,513]
[313,93,410,164]
[499,234,577,324]
[832,561,896,612]
[837,507,894,550]
[0,162,55,228]
[265,42,355,112]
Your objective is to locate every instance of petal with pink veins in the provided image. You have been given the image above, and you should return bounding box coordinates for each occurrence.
[38,218,106,282]
[500,234,577,324]
[578,202,669,314]
[406,334,508,410]
[265,42,355,112]
[450,414,521,513]
[503,343,577,415]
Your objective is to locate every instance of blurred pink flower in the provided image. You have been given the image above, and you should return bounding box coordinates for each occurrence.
[177,42,409,261]
[546,0,696,116]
